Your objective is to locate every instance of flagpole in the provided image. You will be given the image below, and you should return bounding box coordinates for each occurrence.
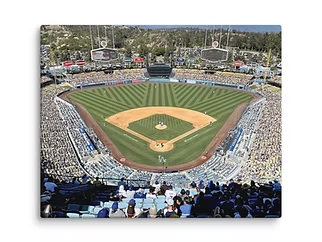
[226,25,230,49]
[112,25,115,49]
[97,25,100,48]
[89,25,94,50]
[204,28,207,49]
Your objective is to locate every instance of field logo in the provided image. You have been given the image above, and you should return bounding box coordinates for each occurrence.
[158,155,166,163]
[159,155,166,173]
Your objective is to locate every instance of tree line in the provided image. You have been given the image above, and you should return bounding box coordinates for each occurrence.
[41,25,281,63]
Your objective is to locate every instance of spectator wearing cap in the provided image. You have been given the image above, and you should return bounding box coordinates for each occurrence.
[189,182,198,197]
[126,185,135,199]
[177,189,186,201]
[198,180,205,193]
[228,179,238,193]
[118,177,127,189]
[109,202,126,218]
[125,199,141,218]
[184,190,194,204]
[165,185,176,205]
[134,188,146,199]
[208,180,215,192]
[190,181,197,188]
[97,208,110,218]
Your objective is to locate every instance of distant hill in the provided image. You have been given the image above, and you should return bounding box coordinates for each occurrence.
[40,25,281,63]
[124,25,281,33]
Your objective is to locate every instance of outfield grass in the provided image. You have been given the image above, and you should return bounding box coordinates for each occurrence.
[128,114,194,141]
[68,82,253,166]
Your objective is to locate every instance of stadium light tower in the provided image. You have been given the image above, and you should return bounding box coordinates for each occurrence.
[226,25,230,49]
[204,28,207,49]
[219,25,223,48]
[89,25,94,50]
[97,25,100,48]
[264,49,272,82]
[112,25,115,49]
[104,26,107,41]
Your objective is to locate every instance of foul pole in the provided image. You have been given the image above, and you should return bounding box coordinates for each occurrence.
[219,25,223,48]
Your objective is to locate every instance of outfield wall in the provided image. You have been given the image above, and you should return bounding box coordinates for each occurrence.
[75,79,147,89]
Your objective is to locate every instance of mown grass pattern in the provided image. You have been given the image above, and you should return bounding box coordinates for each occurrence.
[68,82,252,166]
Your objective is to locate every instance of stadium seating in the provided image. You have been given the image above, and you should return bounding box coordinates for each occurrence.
[41,69,281,218]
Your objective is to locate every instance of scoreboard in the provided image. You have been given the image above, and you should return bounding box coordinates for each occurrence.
[91,48,119,62]
[201,48,228,62]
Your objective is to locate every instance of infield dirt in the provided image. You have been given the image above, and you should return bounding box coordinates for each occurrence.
[106,107,216,152]
[60,83,260,172]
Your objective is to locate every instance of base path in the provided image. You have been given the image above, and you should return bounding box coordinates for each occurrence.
[59,83,260,172]
[106,107,216,152]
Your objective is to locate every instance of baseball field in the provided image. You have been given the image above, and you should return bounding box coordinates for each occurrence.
[65,82,254,169]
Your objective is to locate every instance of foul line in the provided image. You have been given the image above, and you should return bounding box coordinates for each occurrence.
[107,122,209,150]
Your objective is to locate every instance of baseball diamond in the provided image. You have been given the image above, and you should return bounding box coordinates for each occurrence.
[63,82,256,170]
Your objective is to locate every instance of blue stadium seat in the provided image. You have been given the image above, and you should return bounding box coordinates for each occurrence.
[67,213,80,218]
[81,214,96,218]
[67,204,80,211]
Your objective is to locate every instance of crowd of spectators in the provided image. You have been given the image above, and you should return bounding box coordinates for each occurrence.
[229,100,265,161]
[55,98,99,159]
[41,176,281,218]
[66,69,146,86]
[40,45,50,63]
[174,69,252,85]
[235,85,281,183]
[41,75,52,83]
[270,75,282,84]
[41,85,86,182]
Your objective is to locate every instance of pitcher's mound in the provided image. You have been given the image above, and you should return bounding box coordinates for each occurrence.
[155,124,167,130]
[150,140,173,152]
